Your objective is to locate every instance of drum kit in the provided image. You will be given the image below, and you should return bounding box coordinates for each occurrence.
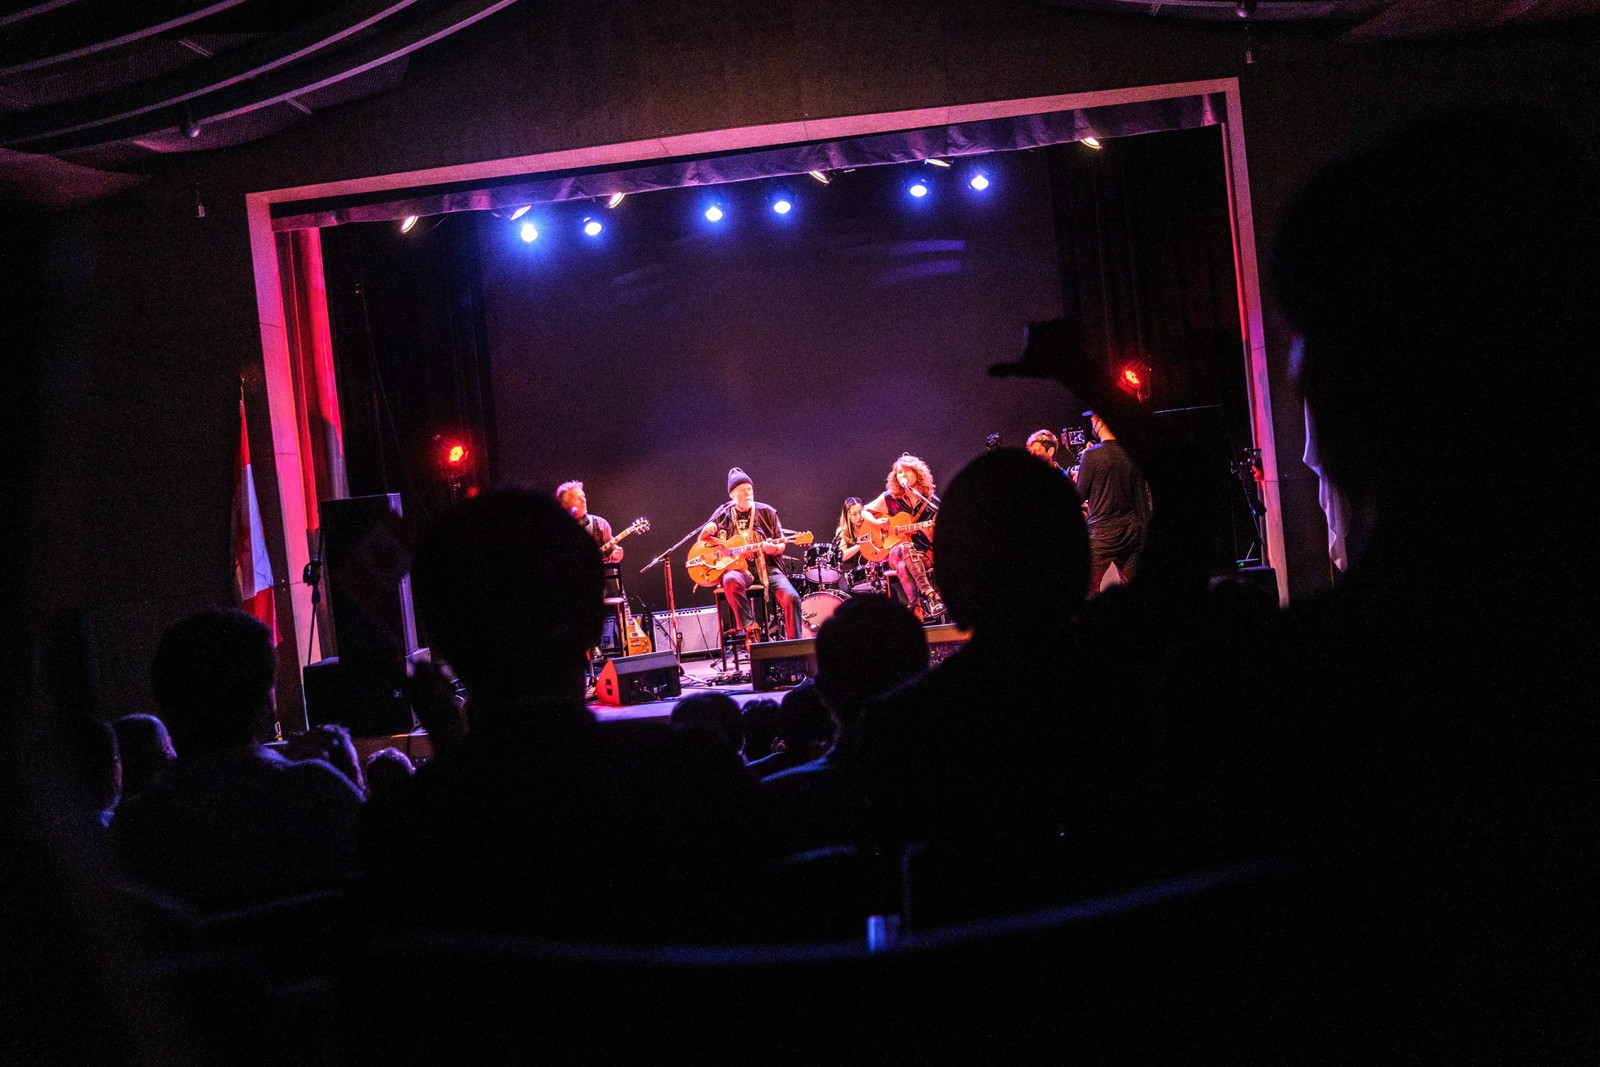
[793,543,890,636]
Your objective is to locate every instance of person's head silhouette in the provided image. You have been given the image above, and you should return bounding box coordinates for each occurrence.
[935,448,1089,637]
[411,488,604,711]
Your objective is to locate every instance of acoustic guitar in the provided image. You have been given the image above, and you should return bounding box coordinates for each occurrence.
[857,512,935,563]
[685,530,814,588]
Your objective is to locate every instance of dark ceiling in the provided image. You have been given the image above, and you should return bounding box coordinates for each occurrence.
[3,0,1596,211]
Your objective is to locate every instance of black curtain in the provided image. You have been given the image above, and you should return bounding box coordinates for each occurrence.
[320,216,496,528]
[1049,125,1262,570]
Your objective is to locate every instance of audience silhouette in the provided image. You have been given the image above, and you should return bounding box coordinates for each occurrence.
[360,488,765,941]
[111,609,362,910]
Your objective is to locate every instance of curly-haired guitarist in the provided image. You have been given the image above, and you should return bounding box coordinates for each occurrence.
[861,454,945,619]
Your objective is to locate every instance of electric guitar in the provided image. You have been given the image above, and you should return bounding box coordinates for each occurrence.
[599,516,650,556]
[858,512,935,563]
[622,599,653,655]
[685,530,814,588]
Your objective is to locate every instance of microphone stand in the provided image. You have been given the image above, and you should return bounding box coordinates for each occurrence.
[644,514,722,668]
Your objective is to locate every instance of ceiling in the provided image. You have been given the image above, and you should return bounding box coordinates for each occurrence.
[3,0,1596,211]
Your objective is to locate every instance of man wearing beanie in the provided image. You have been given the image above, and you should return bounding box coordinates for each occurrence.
[698,467,800,640]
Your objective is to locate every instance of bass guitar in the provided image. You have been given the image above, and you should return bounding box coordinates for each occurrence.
[857,513,935,563]
[599,516,650,556]
[685,530,814,588]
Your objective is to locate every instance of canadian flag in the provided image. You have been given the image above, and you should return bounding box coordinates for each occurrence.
[234,392,278,644]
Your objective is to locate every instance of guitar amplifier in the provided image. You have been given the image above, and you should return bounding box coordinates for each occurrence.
[651,607,720,657]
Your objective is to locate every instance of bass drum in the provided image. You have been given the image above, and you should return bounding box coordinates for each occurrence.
[799,590,849,636]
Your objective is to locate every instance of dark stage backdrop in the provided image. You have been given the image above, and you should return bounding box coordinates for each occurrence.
[481,152,1071,614]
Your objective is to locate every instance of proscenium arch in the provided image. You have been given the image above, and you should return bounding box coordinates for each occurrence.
[244,77,1285,694]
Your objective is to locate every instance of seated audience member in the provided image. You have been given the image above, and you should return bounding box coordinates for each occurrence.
[57,715,121,831]
[111,610,363,910]
[740,697,782,763]
[285,723,365,795]
[361,747,415,802]
[859,449,1098,853]
[112,713,176,802]
[764,596,929,854]
[361,488,765,941]
[745,681,835,779]
[669,692,745,758]
[1002,115,1596,1054]
[1249,116,1593,1052]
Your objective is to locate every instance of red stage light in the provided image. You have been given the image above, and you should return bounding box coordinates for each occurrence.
[1116,363,1150,402]
[446,443,467,465]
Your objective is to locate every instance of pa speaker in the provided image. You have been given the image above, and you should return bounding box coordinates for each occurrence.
[595,650,682,707]
[749,637,817,692]
[302,655,416,737]
[321,493,420,667]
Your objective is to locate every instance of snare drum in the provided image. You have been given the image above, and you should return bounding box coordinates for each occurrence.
[801,544,841,586]
[799,589,849,636]
[847,563,883,595]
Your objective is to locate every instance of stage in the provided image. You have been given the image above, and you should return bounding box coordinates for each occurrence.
[349,622,971,762]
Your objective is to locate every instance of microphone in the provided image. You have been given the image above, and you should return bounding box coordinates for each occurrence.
[897,473,911,489]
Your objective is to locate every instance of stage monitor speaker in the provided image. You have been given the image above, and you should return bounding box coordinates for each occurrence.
[652,607,720,657]
[923,622,972,667]
[750,637,818,692]
[1212,566,1281,604]
[595,650,682,707]
[302,655,416,737]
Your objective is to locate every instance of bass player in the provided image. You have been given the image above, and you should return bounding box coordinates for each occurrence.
[862,454,945,619]
[699,467,799,640]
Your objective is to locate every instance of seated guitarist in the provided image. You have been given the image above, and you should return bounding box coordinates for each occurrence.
[862,454,945,619]
[700,467,799,640]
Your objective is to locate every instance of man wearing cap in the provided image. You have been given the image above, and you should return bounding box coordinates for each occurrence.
[1074,411,1150,596]
[700,468,800,640]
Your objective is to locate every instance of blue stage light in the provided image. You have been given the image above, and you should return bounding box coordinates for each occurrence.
[705,204,725,223]
[582,217,603,237]
[772,197,792,215]
[519,221,538,242]
[909,181,929,198]
[969,173,990,191]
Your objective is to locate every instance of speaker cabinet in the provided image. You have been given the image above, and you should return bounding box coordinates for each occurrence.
[321,494,420,665]
[302,655,417,737]
[595,650,682,707]
[749,637,818,692]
